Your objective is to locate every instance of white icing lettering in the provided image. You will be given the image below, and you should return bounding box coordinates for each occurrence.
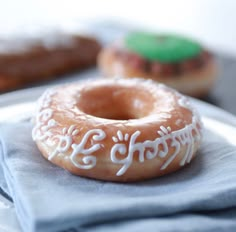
[48,125,79,160]
[70,129,106,169]
[110,117,201,176]
[32,86,202,177]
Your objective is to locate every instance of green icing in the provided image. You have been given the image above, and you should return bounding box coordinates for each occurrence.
[124,32,202,62]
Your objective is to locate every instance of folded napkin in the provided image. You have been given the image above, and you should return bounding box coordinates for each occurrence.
[0,122,236,232]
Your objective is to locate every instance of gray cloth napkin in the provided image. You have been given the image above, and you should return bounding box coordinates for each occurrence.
[0,122,236,232]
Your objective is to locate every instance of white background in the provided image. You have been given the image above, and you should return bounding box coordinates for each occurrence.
[0,0,235,56]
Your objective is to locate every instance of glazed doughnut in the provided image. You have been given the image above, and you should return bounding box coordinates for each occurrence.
[32,78,202,182]
[0,31,101,92]
[98,32,217,97]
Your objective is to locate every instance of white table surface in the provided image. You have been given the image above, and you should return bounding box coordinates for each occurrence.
[0,0,235,57]
[0,3,236,229]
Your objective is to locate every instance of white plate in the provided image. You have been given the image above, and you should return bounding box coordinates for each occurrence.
[0,95,236,232]
[0,87,236,231]
[0,21,236,231]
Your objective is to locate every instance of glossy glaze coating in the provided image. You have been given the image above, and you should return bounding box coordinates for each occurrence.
[32,78,202,182]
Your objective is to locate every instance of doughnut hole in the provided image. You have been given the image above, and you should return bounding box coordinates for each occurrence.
[77,85,155,120]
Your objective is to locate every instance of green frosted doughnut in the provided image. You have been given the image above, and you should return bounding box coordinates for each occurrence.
[124,32,202,62]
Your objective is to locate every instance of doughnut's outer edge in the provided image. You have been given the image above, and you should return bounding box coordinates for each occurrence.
[32,78,203,182]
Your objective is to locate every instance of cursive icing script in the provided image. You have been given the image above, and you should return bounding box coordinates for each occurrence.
[70,129,106,169]
[32,89,57,141]
[33,86,202,176]
[32,88,106,170]
[110,117,201,176]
